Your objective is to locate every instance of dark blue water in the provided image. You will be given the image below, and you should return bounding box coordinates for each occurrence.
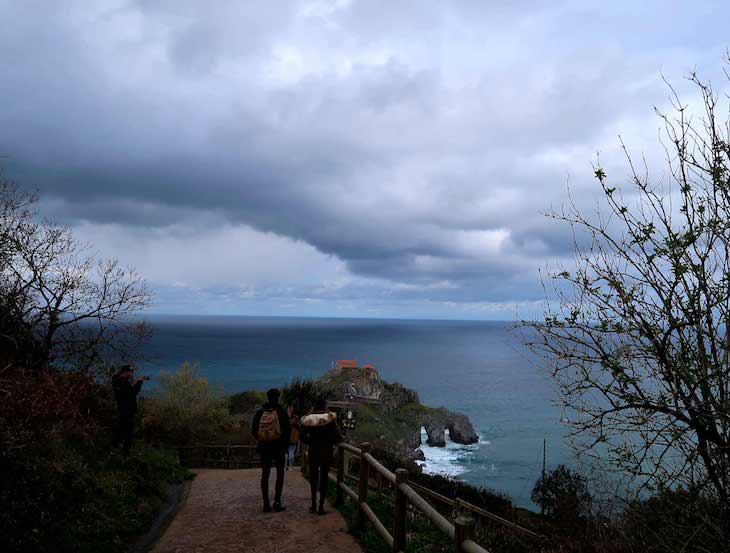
[141,315,570,508]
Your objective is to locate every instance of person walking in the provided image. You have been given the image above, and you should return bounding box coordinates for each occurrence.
[252,388,291,512]
[286,404,301,471]
[301,397,342,515]
[111,364,149,456]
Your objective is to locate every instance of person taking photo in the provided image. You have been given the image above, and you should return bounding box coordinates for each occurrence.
[111,364,149,456]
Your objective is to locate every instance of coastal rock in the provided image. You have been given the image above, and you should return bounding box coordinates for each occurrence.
[313,363,478,464]
[421,410,479,447]
[381,382,420,412]
[318,366,385,399]
[423,419,446,447]
[447,412,479,445]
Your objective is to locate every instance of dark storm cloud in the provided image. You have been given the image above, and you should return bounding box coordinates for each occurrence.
[1,0,728,313]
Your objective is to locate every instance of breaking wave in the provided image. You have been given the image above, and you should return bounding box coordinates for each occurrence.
[415,426,484,478]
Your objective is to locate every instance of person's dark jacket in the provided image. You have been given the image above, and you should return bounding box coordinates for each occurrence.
[251,402,291,453]
[112,375,144,418]
[301,411,342,464]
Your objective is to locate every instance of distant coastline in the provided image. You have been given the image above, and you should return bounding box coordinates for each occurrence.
[141,314,569,508]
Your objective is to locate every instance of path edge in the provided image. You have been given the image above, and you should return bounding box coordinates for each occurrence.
[128,479,193,553]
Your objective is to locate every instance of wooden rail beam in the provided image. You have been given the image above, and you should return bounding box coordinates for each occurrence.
[362,452,396,484]
[336,444,345,506]
[354,442,370,531]
[362,501,394,548]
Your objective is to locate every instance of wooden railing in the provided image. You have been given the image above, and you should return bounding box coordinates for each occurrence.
[177,445,260,469]
[178,441,544,551]
[328,441,514,553]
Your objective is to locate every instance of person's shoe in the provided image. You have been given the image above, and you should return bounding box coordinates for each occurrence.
[317,508,326,515]
[309,504,316,513]
[263,503,271,513]
[273,502,286,512]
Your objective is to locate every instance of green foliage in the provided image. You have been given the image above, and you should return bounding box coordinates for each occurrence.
[228,389,267,415]
[623,488,727,553]
[350,402,427,447]
[281,378,325,415]
[531,465,591,523]
[142,362,234,446]
[0,439,192,553]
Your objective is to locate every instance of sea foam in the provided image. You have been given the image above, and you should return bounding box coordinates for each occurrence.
[416,426,482,477]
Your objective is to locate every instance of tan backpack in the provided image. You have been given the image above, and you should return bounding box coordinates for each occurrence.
[257,409,282,443]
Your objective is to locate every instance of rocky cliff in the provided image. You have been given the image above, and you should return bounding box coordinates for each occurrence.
[315,366,478,466]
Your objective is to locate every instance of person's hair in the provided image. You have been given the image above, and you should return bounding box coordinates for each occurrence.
[266,388,281,403]
[314,397,327,411]
[119,364,134,375]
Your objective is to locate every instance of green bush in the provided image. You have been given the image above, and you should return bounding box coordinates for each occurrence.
[531,465,591,523]
[228,389,267,415]
[281,378,326,416]
[0,439,192,553]
[622,487,727,553]
[142,362,235,446]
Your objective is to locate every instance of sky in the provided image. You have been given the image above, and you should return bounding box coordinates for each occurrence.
[1,1,729,319]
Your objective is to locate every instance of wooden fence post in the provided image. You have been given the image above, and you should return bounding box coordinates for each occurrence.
[393,468,408,553]
[354,442,370,530]
[453,512,476,553]
[335,445,345,506]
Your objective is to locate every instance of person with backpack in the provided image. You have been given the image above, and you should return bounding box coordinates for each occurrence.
[251,388,291,512]
[300,397,342,515]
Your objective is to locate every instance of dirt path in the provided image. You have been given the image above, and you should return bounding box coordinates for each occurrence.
[152,468,363,553]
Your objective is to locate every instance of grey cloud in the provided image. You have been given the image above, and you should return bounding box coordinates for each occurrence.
[1,0,727,312]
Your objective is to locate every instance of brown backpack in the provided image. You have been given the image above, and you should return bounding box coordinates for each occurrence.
[257,409,282,443]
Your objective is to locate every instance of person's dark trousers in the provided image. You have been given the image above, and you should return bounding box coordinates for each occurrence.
[308,458,330,510]
[114,414,134,456]
[260,449,285,507]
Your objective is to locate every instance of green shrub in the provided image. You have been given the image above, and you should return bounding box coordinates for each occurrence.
[622,487,727,553]
[228,389,267,415]
[281,378,325,416]
[0,439,192,553]
[531,465,591,523]
[142,362,234,446]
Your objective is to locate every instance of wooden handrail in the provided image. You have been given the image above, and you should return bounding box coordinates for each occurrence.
[362,501,394,548]
[177,444,260,469]
[409,481,544,540]
[177,444,256,449]
[462,539,488,553]
[362,452,396,484]
[321,441,546,551]
[340,442,362,455]
[399,481,456,538]
[329,441,493,553]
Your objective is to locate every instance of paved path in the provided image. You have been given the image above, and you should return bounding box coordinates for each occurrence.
[152,469,363,553]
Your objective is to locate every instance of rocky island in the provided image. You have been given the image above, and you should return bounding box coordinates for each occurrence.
[229,362,479,469]
[303,363,479,466]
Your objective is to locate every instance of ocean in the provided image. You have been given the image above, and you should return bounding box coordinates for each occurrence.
[140,315,571,508]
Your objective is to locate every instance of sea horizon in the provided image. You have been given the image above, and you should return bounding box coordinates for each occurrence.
[140,313,570,509]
